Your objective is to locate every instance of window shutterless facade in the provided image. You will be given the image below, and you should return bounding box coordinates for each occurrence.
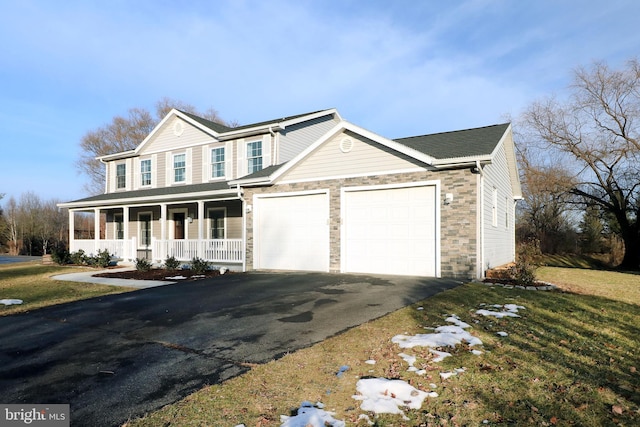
[140,159,151,186]
[173,153,186,183]
[211,147,225,178]
[247,141,262,174]
[208,208,226,239]
[116,163,126,189]
[114,214,124,240]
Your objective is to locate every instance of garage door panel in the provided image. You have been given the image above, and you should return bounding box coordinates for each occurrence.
[344,185,437,277]
[255,193,329,272]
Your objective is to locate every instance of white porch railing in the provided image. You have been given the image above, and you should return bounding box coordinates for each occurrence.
[70,238,137,260]
[70,238,244,264]
[153,239,244,263]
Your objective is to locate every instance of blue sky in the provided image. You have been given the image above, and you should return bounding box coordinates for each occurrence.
[1,0,638,203]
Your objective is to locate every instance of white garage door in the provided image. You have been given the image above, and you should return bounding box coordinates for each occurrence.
[254,192,329,271]
[343,185,438,276]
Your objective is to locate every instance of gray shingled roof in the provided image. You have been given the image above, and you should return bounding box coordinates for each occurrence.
[181,109,333,134]
[179,110,233,134]
[65,181,234,205]
[394,123,510,160]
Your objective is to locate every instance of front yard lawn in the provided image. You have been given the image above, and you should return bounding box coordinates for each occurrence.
[0,262,134,315]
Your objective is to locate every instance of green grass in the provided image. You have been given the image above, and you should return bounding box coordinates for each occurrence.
[0,262,133,315]
[126,269,640,427]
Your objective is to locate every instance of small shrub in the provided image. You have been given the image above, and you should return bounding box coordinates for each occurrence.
[70,249,88,266]
[164,255,180,271]
[51,247,70,265]
[135,258,152,272]
[510,239,540,286]
[94,249,113,269]
[190,257,210,274]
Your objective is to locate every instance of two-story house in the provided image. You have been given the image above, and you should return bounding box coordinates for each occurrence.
[59,107,521,279]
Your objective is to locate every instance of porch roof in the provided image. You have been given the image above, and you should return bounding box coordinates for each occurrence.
[59,181,238,209]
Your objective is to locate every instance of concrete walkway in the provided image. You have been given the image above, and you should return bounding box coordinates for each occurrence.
[51,269,176,289]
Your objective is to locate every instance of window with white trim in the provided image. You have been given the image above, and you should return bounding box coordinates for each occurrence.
[116,163,126,189]
[247,141,262,174]
[114,213,124,240]
[140,159,151,186]
[208,209,226,239]
[173,153,186,183]
[211,147,225,179]
[139,213,152,247]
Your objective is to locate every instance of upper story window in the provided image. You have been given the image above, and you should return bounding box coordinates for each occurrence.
[247,141,262,174]
[211,147,225,179]
[140,159,151,186]
[173,153,186,183]
[116,163,126,189]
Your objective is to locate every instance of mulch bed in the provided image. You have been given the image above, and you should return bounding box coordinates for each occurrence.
[482,278,558,290]
[94,268,228,281]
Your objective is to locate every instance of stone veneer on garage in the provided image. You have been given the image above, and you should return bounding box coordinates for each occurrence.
[242,168,479,279]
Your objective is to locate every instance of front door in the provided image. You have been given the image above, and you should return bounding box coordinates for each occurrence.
[173,212,185,240]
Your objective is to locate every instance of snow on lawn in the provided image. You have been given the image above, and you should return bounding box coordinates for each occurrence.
[279,401,345,427]
[278,302,524,425]
[476,303,525,318]
[353,378,438,420]
[1,299,23,305]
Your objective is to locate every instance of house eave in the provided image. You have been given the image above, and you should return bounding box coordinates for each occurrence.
[58,188,238,210]
[432,155,493,167]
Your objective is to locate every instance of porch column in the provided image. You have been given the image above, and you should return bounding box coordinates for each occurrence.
[197,201,205,259]
[68,210,75,252]
[123,207,130,261]
[160,203,167,261]
[93,208,100,254]
[197,201,205,240]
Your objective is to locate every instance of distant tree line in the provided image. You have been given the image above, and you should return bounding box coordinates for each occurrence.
[0,193,69,256]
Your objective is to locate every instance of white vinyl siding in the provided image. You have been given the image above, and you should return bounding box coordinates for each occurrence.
[482,143,516,269]
[282,131,423,182]
[278,114,339,162]
[138,118,218,154]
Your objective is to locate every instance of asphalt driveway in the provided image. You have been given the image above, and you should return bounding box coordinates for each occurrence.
[0,272,461,426]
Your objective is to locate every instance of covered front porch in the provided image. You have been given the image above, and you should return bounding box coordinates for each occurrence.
[64,190,246,269]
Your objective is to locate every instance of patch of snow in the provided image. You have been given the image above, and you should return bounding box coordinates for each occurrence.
[353,378,435,418]
[476,309,520,318]
[364,359,376,365]
[165,275,187,280]
[445,315,471,329]
[429,349,452,362]
[471,349,484,355]
[1,299,23,305]
[392,325,482,350]
[219,266,228,274]
[497,331,509,337]
[280,401,345,427]
[399,352,416,367]
[358,414,374,425]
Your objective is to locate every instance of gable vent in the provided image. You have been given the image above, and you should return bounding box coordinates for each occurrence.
[173,120,184,136]
[340,138,354,153]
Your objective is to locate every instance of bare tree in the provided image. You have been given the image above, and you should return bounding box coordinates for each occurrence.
[523,58,640,270]
[77,98,234,195]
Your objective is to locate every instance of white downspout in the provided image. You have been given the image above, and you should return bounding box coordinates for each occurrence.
[268,125,278,164]
[476,160,485,279]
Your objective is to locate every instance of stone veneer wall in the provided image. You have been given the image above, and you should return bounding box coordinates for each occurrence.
[242,168,479,279]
